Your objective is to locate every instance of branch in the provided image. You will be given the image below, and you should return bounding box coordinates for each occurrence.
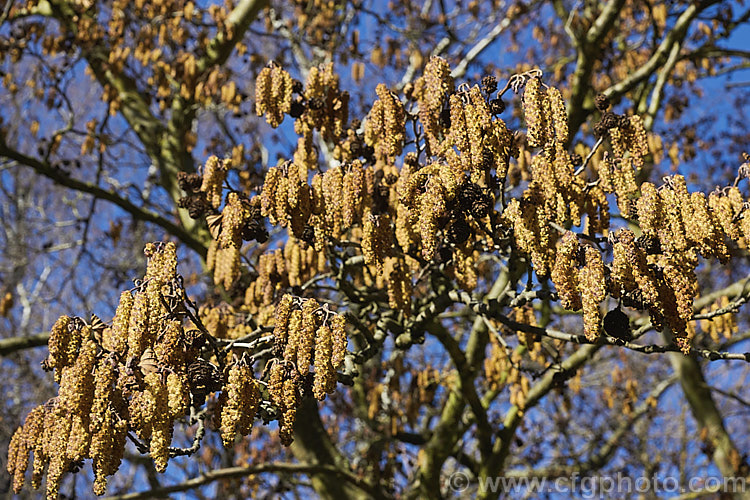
[0,142,207,256]
[602,1,719,102]
[566,0,628,136]
[665,328,750,479]
[104,462,377,500]
[46,0,208,241]
[503,376,675,479]
[0,332,50,357]
[450,13,516,79]
[199,0,269,73]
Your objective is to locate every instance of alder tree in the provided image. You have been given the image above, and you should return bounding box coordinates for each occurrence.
[1,1,750,499]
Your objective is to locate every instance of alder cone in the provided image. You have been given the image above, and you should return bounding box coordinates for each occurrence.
[603,308,632,341]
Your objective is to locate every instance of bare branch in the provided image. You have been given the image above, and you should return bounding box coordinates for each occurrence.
[104,462,378,500]
[0,142,207,256]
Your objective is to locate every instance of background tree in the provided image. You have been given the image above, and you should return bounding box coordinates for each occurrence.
[2,0,750,498]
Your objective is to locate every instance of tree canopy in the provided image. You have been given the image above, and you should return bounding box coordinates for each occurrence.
[2,0,750,498]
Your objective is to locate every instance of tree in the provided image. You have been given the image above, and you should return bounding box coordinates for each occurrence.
[2,0,750,498]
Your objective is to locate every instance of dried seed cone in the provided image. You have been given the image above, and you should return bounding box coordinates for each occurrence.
[579,247,606,341]
[220,363,261,447]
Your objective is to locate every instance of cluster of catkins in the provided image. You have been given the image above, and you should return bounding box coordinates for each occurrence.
[177,155,268,290]
[256,62,348,173]
[267,294,347,445]
[7,243,219,498]
[217,357,261,448]
[248,58,525,322]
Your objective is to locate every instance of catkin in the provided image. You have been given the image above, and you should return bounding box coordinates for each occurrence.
[579,247,606,341]
[523,77,547,147]
[551,232,582,310]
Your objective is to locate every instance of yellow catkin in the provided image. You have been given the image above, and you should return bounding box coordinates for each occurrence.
[255,66,273,118]
[267,362,285,408]
[551,232,582,310]
[636,182,662,236]
[144,372,172,473]
[579,247,606,341]
[279,378,298,446]
[547,86,568,145]
[447,93,469,154]
[660,177,689,253]
[90,355,122,495]
[418,178,446,260]
[256,65,293,127]
[686,192,729,263]
[612,157,638,216]
[709,190,741,241]
[313,325,335,400]
[284,310,304,367]
[273,294,294,352]
[330,314,347,369]
[322,165,344,238]
[200,156,228,209]
[364,84,406,160]
[46,315,77,381]
[296,299,319,373]
[220,363,261,447]
[523,77,547,147]
[619,229,660,306]
[362,214,392,271]
[342,165,364,228]
[384,256,412,315]
[414,56,454,151]
[104,291,132,354]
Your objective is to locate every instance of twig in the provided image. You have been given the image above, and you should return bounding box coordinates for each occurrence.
[574,136,604,176]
